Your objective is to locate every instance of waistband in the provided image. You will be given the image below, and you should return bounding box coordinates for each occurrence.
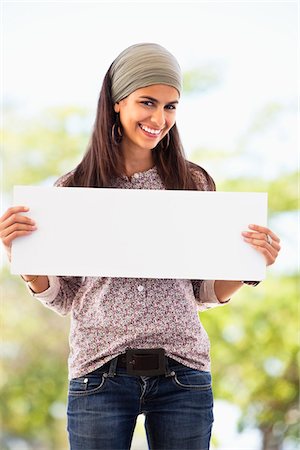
[94,349,185,377]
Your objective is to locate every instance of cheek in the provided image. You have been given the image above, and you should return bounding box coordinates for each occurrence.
[121,107,146,123]
[165,109,176,123]
[167,115,176,130]
[135,109,150,122]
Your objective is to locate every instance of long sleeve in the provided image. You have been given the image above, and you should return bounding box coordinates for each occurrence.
[191,280,230,311]
[22,166,228,380]
[27,275,84,316]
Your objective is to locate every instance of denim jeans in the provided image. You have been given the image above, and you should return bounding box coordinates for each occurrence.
[67,358,214,450]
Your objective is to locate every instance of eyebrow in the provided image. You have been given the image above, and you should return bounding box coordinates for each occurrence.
[138,96,179,104]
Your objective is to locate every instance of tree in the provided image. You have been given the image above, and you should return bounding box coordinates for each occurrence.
[1,106,91,449]
[0,267,70,449]
[2,105,90,192]
[201,275,299,450]
[189,98,299,449]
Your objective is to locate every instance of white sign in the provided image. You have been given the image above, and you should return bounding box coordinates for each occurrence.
[11,186,267,280]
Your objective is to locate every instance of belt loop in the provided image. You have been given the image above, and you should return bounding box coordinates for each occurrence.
[164,356,172,377]
[107,356,118,378]
[164,357,176,378]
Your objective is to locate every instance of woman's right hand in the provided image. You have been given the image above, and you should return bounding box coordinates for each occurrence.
[0,206,37,262]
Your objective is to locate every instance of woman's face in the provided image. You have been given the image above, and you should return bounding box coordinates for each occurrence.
[114,84,179,153]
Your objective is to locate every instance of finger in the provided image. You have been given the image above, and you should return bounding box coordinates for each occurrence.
[0,222,37,239]
[242,231,268,241]
[244,232,280,265]
[248,243,278,266]
[243,235,280,253]
[248,224,281,243]
[242,233,281,251]
[0,213,35,231]
[2,230,35,247]
[0,206,29,222]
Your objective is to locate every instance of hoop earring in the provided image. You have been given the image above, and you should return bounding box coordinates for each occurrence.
[112,114,123,145]
[161,133,170,150]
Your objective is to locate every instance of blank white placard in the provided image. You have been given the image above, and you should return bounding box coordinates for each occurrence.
[11,186,267,280]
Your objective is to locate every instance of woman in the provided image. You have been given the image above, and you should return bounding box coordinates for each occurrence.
[0,43,281,450]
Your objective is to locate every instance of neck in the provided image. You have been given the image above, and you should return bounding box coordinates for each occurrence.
[122,145,154,177]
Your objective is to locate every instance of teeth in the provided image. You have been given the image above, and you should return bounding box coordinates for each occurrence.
[140,125,161,135]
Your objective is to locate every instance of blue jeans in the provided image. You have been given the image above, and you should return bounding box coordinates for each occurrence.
[67,358,214,450]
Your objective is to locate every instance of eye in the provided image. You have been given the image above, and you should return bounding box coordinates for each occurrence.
[141,101,154,107]
[165,104,176,110]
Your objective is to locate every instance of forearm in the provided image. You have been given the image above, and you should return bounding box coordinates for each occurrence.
[214,280,244,302]
[21,275,82,316]
[21,275,50,293]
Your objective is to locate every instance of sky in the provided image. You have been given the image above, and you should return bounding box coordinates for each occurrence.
[2,1,297,158]
[1,2,299,448]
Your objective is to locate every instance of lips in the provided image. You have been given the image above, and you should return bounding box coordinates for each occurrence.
[139,123,162,138]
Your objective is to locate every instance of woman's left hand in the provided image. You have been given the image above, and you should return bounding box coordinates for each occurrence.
[242,224,281,266]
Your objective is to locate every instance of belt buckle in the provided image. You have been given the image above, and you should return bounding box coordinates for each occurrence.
[125,348,166,376]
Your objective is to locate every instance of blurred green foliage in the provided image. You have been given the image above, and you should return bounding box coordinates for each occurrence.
[2,106,89,191]
[183,66,223,94]
[202,275,299,448]
[0,268,70,449]
[1,97,299,450]
[189,96,299,449]
[219,173,298,213]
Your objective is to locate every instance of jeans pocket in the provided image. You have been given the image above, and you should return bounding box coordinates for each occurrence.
[171,368,212,391]
[69,372,108,397]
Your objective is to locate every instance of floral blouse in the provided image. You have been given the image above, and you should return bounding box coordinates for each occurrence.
[29,165,229,379]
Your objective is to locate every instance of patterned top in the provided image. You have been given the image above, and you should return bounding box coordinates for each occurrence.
[29,165,229,380]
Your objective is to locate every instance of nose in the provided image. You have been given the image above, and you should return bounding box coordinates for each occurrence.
[150,108,165,128]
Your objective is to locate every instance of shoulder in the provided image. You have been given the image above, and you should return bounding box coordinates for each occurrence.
[187,161,216,191]
[54,169,76,187]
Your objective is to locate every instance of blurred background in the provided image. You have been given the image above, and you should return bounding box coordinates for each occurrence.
[0,1,299,449]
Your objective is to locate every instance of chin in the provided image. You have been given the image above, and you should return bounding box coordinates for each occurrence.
[137,141,158,151]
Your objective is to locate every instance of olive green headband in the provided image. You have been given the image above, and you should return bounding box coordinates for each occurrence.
[110,43,182,103]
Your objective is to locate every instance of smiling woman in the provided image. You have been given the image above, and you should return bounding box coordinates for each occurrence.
[114,84,179,166]
[0,42,281,450]
[58,42,215,191]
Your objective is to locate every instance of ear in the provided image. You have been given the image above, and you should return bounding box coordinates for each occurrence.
[114,102,120,113]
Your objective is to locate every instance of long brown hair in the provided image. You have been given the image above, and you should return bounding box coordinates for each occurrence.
[63,65,215,191]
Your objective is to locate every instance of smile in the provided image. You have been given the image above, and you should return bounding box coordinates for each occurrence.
[139,124,162,136]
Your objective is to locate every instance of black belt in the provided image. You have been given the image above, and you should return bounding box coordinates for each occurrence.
[117,348,167,376]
